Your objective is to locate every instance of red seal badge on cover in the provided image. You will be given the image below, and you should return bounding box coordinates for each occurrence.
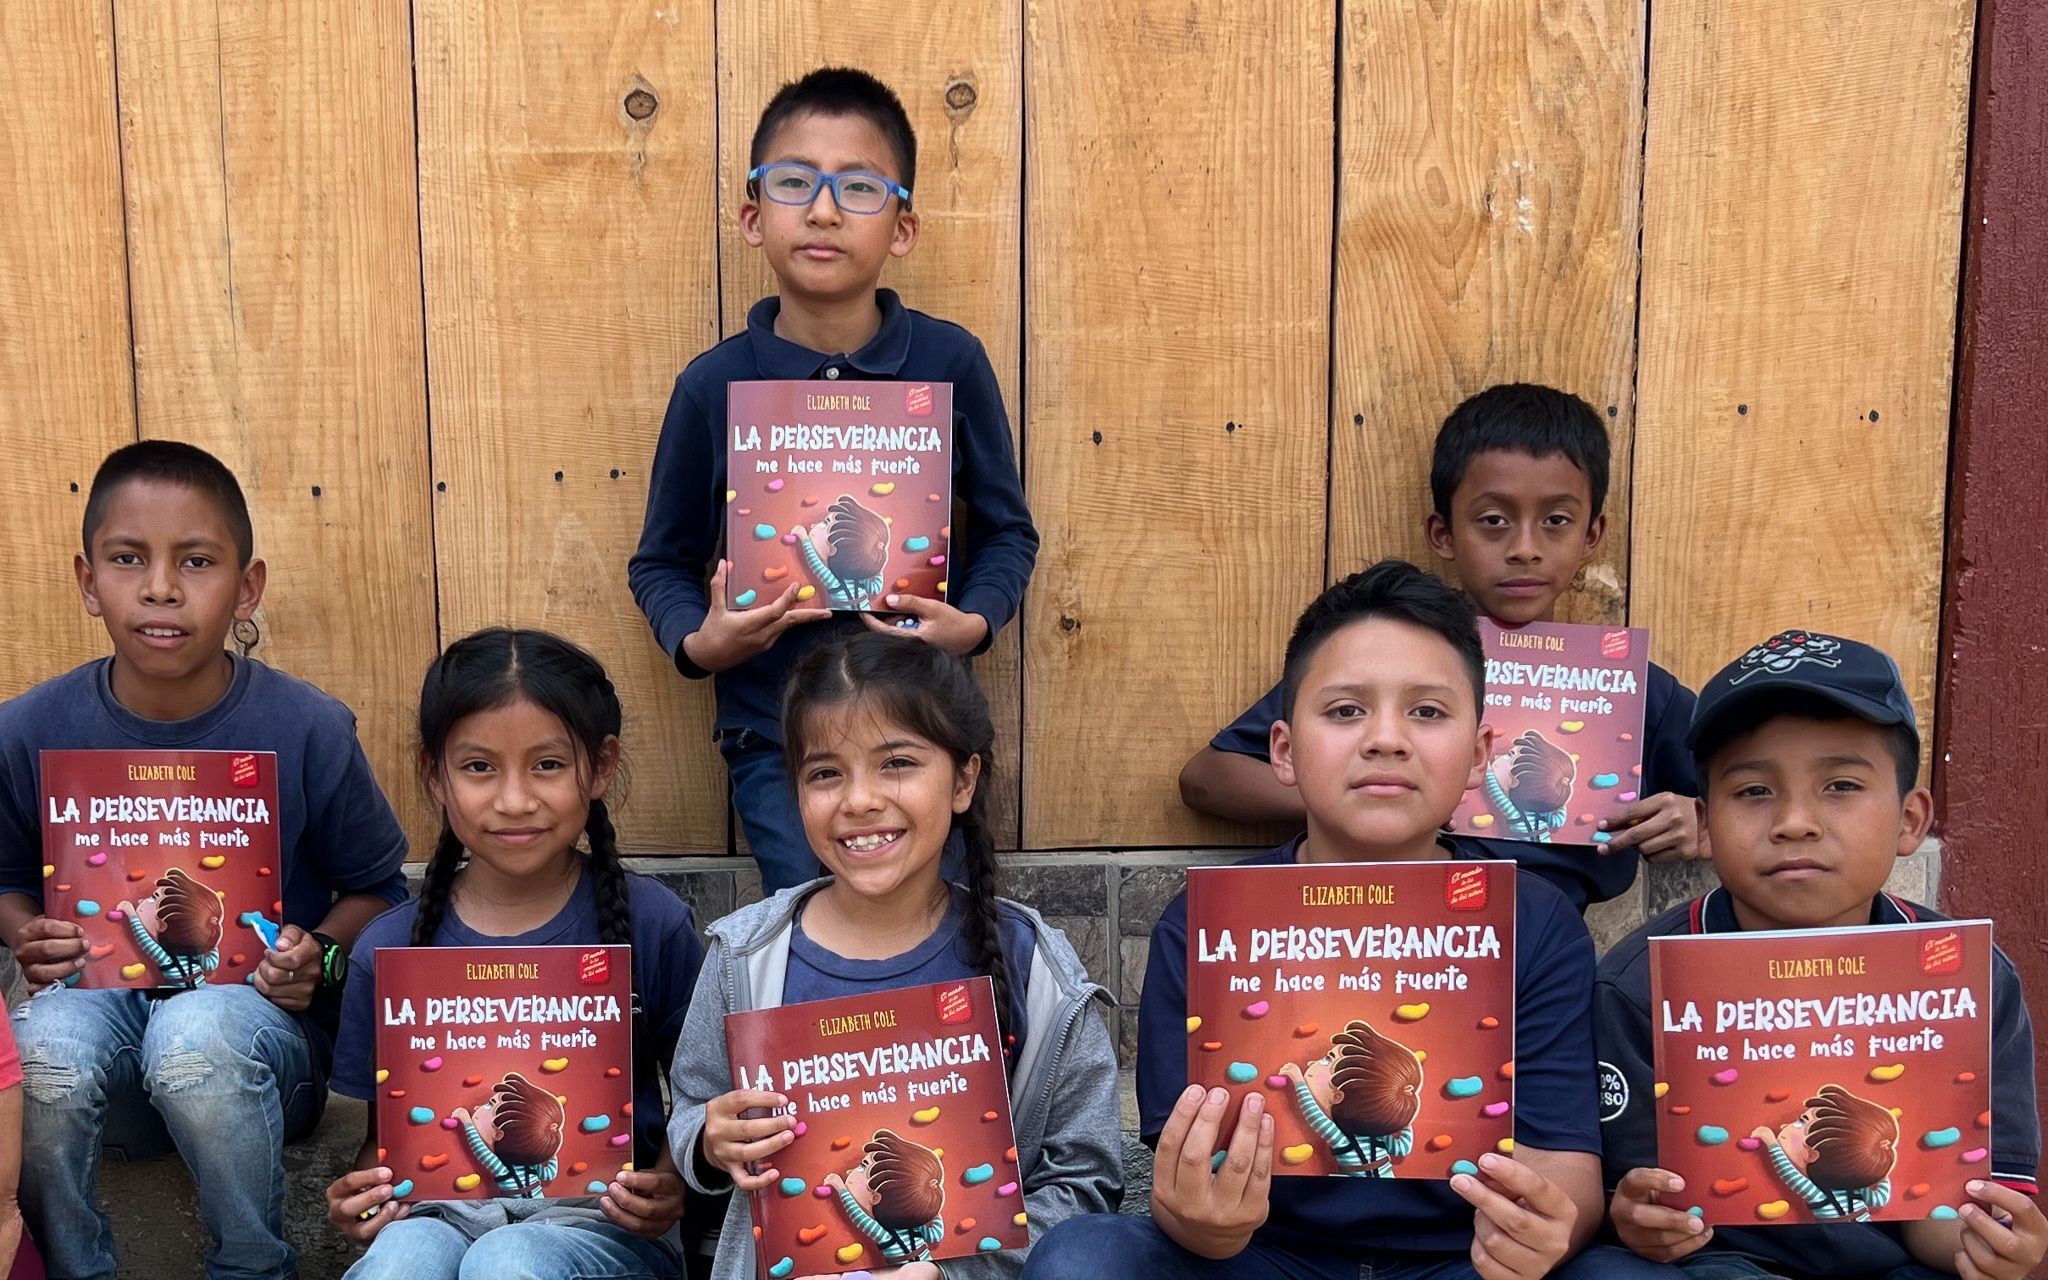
[934,980,974,1024]
[229,753,261,788]
[1920,930,1964,975]
[578,949,612,985]
[1445,865,1489,912]
[905,384,934,416]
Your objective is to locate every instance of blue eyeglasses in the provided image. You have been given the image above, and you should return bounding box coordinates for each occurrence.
[747,162,912,215]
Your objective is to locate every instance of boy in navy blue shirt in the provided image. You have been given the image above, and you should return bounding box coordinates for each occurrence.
[1025,561,1638,1280]
[629,67,1036,892]
[1179,383,1699,912]
[0,442,409,1280]
[1596,631,2045,1279]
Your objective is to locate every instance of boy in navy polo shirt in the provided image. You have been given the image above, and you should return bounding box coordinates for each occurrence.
[1595,631,2045,1280]
[629,67,1036,892]
[1178,383,1699,912]
[0,442,409,1280]
[1025,561,1644,1280]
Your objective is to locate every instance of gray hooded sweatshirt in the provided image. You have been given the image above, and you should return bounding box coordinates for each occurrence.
[668,881,1124,1280]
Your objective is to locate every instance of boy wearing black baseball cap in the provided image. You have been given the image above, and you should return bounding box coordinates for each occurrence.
[1591,630,2045,1279]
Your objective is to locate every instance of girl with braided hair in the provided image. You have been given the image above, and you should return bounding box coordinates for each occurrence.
[323,629,705,1280]
[673,631,1123,1280]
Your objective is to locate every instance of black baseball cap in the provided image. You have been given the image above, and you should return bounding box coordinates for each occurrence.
[1687,629,1920,760]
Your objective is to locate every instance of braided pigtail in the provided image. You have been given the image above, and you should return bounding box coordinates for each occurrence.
[410,821,466,945]
[584,797,634,949]
[954,787,1016,1072]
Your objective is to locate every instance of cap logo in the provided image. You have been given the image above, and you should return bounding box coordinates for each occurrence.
[1730,630,1843,684]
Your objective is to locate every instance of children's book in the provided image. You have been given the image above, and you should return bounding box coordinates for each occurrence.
[1184,860,1517,1179]
[373,944,634,1202]
[1454,620,1650,846]
[725,977,1027,1277]
[725,379,954,612]
[39,749,282,990]
[1649,920,1993,1226]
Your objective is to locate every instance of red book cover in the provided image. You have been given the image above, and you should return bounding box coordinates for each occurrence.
[1649,920,1993,1226]
[725,977,1027,1277]
[373,945,634,1202]
[1453,620,1650,847]
[1184,860,1517,1179]
[39,749,282,990]
[724,380,954,612]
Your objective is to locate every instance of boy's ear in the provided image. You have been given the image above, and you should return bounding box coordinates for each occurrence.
[75,552,104,618]
[1269,719,1297,788]
[739,197,766,248]
[1895,786,1933,857]
[951,752,983,814]
[235,557,268,623]
[1583,511,1609,556]
[1422,511,1456,565]
[1464,723,1496,796]
[1695,796,1713,861]
[889,208,920,260]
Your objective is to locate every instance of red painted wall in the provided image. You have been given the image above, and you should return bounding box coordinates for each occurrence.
[1937,0,2048,1111]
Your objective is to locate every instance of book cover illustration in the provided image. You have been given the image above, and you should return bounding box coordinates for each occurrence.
[724,379,953,612]
[1455,620,1650,846]
[725,976,1027,1277]
[1649,920,1993,1226]
[1184,860,1517,1180]
[374,945,633,1202]
[40,749,282,991]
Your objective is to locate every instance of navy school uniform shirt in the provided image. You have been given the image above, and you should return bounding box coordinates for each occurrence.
[0,656,409,1087]
[1208,663,1699,911]
[1136,835,1602,1259]
[332,867,704,1165]
[1594,889,2041,1279]
[628,289,1039,745]
[781,886,1035,1043]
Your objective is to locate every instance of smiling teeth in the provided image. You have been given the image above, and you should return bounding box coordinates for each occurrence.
[141,627,181,637]
[840,832,897,852]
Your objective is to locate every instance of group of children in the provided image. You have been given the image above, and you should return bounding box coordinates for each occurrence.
[0,60,2036,1280]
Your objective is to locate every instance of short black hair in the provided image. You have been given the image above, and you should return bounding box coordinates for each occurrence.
[1692,690,1920,797]
[1281,559,1484,719]
[750,67,917,203]
[82,440,254,566]
[1429,383,1611,520]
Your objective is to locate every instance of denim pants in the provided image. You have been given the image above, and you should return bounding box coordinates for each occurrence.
[722,728,966,894]
[1020,1219,1680,1280]
[14,984,318,1280]
[343,1199,681,1280]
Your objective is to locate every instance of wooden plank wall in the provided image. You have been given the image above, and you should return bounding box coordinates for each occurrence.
[1632,1,1974,729]
[1022,2,1336,848]
[0,4,133,685]
[112,0,439,835]
[0,1,1978,853]
[416,0,724,849]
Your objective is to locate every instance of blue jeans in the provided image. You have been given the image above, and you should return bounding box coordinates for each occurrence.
[344,1200,680,1280]
[14,984,319,1280]
[1021,1220,1676,1280]
[722,728,967,893]
[1672,1255,1952,1280]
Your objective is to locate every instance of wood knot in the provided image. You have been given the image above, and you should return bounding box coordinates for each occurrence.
[944,79,978,114]
[1058,615,1080,634]
[623,83,659,123]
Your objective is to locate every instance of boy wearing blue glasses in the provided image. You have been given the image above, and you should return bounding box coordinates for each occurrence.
[631,66,1037,892]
